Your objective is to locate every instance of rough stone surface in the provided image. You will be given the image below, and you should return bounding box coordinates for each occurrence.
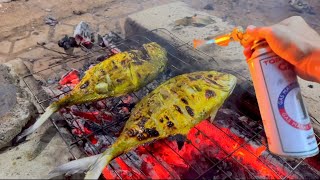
[0,97,35,149]
[0,123,75,179]
[0,63,37,149]
[0,59,81,178]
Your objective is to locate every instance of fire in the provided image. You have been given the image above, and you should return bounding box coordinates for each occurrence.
[99,120,296,179]
[57,70,297,179]
[58,69,80,89]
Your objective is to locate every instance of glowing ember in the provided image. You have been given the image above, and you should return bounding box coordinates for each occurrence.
[58,69,80,89]
[99,120,297,179]
[70,109,113,123]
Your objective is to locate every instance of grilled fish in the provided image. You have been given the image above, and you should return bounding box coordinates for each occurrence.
[49,71,237,179]
[16,42,168,141]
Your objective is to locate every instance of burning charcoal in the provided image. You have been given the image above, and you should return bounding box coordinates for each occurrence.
[60,86,72,93]
[84,142,99,155]
[71,107,113,124]
[59,69,80,88]
[47,77,59,84]
[58,35,78,50]
[146,81,159,91]
[72,119,85,131]
[135,87,150,99]
[102,32,123,53]
[238,116,249,123]
[96,55,108,62]
[41,86,63,97]
[70,119,93,137]
[93,100,107,110]
[94,135,112,151]
[71,110,99,123]
[82,62,96,72]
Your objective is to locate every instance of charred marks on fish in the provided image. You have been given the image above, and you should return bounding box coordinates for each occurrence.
[144,127,159,137]
[185,106,194,117]
[136,127,159,141]
[174,105,183,114]
[188,74,202,81]
[205,90,216,99]
[137,116,148,128]
[188,76,197,81]
[194,85,202,92]
[80,81,89,89]
[167,121,174,128]
[127,129,138,137]
[205,78,223,87]
[181,98,189,105]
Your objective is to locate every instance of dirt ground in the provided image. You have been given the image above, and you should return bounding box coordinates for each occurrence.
[0,0,320,64]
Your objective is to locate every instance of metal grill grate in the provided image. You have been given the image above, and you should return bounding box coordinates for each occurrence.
[23,28,320,179]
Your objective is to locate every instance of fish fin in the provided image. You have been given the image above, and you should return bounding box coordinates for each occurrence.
[85,149,114,179]
[209,108,219,123]
[174,134,187,151]
[15,104,59,142]
[48,154,101,179]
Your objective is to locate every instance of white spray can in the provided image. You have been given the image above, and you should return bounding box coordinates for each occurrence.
[247,40,319,158]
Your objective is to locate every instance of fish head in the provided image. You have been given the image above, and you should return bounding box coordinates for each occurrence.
[143,42,167,60]
[206,71,237,94]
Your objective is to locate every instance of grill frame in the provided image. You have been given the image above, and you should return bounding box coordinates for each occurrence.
[22,28,320,179]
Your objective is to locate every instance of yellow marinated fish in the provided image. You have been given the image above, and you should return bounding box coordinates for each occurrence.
[16,42,168,141]
[49,71,237,179]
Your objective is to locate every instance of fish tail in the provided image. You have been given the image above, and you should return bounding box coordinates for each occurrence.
[49,148,114,179]
[85,149,114,179]
[16,103,59,142]
[48,154,101,179]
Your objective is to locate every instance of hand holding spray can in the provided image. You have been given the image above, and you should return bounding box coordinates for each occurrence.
[248,40,318,157]
[194,27,319,157]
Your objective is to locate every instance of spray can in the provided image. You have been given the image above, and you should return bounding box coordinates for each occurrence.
[247,40,319,158]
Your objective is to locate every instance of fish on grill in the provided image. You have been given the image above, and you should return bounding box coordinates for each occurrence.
[16,42,168,142]
[49,71,237,179]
